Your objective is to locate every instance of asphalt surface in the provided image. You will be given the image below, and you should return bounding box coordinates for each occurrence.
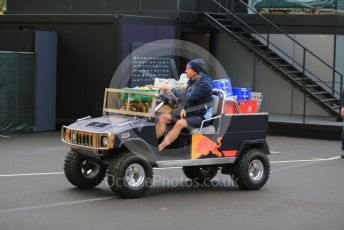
[0,132,343,230]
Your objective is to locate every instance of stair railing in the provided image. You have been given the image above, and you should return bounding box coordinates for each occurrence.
[209,0,343,115]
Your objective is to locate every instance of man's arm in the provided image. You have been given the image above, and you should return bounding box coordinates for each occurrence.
[186,81,212,105]
[171,88,188,102]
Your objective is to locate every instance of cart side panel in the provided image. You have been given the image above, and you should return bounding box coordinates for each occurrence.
[191,114,268,159]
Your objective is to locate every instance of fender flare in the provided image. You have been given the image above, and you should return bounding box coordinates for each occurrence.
[235,139,270,160]
[119,138,158,164]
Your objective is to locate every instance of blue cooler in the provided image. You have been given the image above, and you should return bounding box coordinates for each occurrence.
[232,87,251,100]
[212,79,232,98]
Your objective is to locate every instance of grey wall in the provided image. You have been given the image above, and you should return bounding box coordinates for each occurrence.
[262,34,335,93]
[214,33,330,116]
[215,33,255,89]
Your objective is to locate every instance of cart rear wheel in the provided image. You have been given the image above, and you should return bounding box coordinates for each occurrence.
[107,152,153,198]
[233,148,270,190]
[64,150,107,188]
[182,166,218,183]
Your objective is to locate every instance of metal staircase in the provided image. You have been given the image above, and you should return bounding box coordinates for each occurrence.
[203,0,343,121]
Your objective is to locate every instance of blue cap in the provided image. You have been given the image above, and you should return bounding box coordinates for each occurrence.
[186,58,205,74]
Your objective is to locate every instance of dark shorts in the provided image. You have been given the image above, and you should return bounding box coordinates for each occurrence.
[184,116,203,128]
[170,110,204,128]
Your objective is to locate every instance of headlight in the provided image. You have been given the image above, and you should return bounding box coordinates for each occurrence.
[64,129,71,141]
[101,136,108,147]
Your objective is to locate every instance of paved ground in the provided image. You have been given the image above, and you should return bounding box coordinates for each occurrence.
[0,132,343,230]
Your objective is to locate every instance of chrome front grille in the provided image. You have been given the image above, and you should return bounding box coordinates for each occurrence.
[74,132,96,147]
[62,126,112,150]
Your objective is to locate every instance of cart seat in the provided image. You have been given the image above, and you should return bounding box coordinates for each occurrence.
[190,94,220,134]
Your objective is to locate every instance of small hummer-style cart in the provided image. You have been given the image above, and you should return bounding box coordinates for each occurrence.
[61,88,270,198]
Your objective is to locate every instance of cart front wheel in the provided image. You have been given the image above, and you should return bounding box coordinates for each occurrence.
[107,152,153,198]
[64,150,107,188]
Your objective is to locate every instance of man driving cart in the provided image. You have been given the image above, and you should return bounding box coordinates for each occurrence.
[156,58,213,151]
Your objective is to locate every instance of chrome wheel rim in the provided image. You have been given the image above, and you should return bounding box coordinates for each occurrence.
[248,159,264,181]
[125,163,145,188]
[81,160,100,179]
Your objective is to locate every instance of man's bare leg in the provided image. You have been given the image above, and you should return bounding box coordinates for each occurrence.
[156,113,172,139]
[159,119,187,151]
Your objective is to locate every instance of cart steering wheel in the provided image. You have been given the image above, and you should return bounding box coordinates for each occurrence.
[158,89,179,105]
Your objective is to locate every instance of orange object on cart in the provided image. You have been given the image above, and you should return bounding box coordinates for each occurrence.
[224,100,258,114]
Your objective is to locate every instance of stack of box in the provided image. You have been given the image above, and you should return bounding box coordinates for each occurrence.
[211,79,233,98]
[210,79,262,114]
[223,87,259,114]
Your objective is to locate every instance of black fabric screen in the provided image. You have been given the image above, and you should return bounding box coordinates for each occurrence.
[0,52,36,133]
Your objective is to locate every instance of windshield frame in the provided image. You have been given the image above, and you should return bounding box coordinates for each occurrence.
[103,88,158,118]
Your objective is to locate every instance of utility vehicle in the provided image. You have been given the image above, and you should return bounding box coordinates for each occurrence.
[61,88,270,198]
